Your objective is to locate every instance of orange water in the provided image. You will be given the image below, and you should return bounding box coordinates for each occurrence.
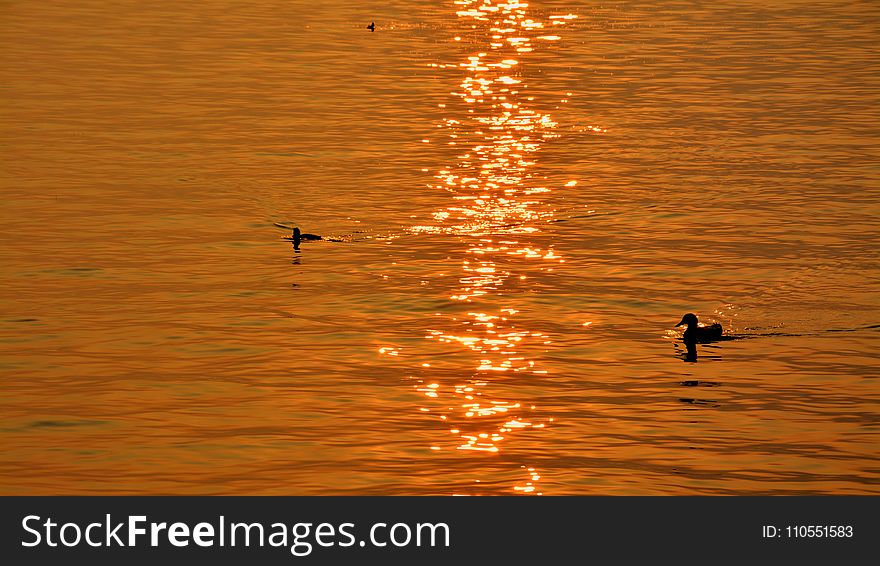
[1,0,878,494]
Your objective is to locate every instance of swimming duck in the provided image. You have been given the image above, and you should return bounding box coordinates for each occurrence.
[675,313,723,343]
[367,21,375,32]
[285,227,322,249]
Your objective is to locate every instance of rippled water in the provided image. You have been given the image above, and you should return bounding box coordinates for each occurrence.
[1,0,878,494]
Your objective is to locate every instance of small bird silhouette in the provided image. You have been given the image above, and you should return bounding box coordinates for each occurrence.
[675,313,723,344]
[283,227,322,250]
[367,22,375,32]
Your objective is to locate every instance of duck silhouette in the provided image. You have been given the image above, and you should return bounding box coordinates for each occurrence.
[284,227,322,250]
[675,313,723,344]
[367,21,375,32]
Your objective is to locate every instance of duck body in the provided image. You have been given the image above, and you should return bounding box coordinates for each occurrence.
[296,229,321,241]
[284,227,322,249]
[676,313,723,343]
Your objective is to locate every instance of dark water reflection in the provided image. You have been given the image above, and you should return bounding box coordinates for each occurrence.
[1,0,878,494]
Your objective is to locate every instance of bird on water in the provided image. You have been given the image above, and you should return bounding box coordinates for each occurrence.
[285,227,322,250]
[367,22,375,32]
[675,313,723,343]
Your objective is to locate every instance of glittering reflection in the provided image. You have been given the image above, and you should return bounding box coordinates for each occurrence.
[405,0,579,494]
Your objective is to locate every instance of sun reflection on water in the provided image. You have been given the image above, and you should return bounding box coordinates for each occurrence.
[406,0,578,494]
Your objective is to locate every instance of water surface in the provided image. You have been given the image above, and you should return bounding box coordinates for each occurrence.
[1,0,878,494]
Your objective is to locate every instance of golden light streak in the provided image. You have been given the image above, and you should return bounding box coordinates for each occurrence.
[403,0,585,495]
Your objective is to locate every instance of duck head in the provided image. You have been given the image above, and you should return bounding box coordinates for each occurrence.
[675,313,699,328]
